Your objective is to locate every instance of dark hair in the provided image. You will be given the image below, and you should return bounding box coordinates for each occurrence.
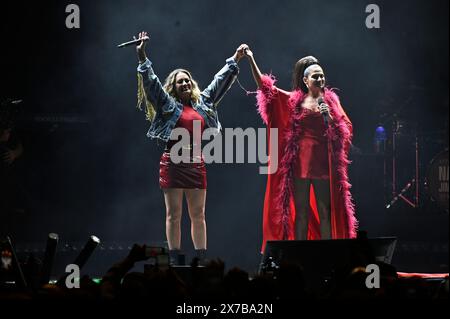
[292,56,320,93]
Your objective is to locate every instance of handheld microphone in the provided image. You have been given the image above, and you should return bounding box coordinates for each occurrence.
[117,37,148,48]
[317,97,329,128]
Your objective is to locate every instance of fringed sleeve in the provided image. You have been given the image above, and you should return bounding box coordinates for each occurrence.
[137,73,156,122]
[335,100,357,237]
[324,89,358,238]
[325,89,353,152]
[256,74,278,125]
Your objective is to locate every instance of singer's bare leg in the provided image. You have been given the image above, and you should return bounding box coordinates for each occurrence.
[163,188,184,250]
[311,179,331,239]
[294,178,311,240]
[185,189,207,250]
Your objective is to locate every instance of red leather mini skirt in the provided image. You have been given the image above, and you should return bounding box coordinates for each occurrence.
[159,151,207,189]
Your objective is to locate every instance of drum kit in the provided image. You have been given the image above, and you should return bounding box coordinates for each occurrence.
[382,116,449,213]
[425,148,449,212]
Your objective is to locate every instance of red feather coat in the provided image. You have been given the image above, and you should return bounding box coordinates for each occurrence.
[256,74,358,252]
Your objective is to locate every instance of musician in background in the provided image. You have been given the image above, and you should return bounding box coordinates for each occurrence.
[1,127,23,165]
[0,102,25,215]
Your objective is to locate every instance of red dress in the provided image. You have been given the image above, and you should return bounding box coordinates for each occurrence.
[159,105,207,189]
[294,109,329,180]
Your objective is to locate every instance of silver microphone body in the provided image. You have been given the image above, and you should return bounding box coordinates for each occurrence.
[117,37,148,48]
[317,97,329,128]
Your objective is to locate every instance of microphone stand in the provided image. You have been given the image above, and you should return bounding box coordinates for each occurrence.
[321,99,335,234]
[385,118,420,209]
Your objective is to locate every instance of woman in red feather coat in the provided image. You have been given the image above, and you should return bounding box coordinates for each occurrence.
[243,47,358,252]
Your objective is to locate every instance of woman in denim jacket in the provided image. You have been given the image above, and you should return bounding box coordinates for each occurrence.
[135,31,247,263]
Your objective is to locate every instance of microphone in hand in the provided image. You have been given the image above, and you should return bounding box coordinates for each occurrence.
[117,35,149,48]
[317,97,331,127]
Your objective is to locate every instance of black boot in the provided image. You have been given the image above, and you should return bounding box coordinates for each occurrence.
[169,249,181,265]
[194,249,207,266]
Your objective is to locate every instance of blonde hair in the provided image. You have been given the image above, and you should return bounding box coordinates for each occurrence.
[137,69,201,122]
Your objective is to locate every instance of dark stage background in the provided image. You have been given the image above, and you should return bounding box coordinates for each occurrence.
[1,0,448,276]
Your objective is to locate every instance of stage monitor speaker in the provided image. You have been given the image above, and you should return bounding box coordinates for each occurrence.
[260,237,397,291]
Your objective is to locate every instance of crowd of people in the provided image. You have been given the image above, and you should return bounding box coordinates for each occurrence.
[0,243,448,302]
